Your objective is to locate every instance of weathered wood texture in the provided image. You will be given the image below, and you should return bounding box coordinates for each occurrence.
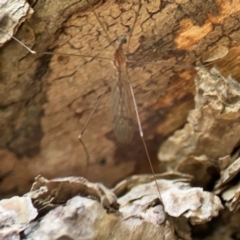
[0,174,224,240]
[0,0,240,197]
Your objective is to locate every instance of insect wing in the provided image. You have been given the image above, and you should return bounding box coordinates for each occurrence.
[111,75,135,143]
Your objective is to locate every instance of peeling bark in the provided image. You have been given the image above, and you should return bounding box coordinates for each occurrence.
[159,67,240,187]
[0,173,224,240]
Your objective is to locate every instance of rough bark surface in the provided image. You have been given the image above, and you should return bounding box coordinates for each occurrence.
[0,0,240,198]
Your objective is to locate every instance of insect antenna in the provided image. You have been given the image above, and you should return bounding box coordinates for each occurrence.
[86,0,116,50]
[126,0,142,54]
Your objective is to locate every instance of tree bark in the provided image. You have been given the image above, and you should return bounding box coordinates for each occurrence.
[0,0,240,198]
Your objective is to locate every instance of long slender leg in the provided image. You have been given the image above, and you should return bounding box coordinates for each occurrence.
[78,85,110,174]
[128,81,163,203]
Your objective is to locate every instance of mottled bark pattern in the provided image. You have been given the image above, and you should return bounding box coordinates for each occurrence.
[0,0,239,198]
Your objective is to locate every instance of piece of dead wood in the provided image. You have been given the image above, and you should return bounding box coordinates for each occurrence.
[0,172,223,240]
[25,175,119,214]
[159,67,240,187]
[156,66,240,238]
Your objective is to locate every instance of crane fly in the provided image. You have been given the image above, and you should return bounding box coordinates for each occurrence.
[76,0,163,200]
[78,32,136,145]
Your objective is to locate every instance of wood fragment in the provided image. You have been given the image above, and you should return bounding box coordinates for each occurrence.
[159,67,240,187]
[11,174,221,239]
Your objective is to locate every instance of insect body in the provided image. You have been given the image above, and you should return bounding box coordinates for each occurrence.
[111,34,135,143]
